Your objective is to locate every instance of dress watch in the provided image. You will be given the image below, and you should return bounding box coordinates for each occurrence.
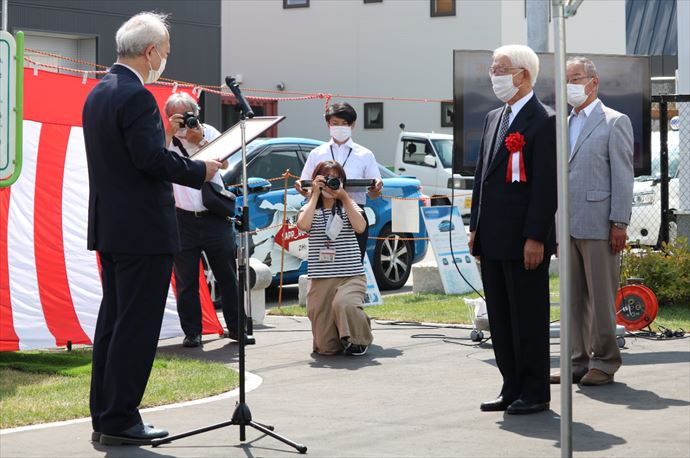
[612,222,628,229]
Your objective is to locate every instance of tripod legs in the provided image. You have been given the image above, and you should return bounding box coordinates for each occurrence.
[151,401,307,454]
[248,419,307,454]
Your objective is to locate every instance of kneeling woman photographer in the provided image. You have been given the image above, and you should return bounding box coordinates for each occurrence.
[297,160,374,356]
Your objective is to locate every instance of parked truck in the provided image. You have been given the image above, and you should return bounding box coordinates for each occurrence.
[393,131,474,221]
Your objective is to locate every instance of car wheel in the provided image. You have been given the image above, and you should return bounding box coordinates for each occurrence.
[201,251,222,309]
[373,225,414,290]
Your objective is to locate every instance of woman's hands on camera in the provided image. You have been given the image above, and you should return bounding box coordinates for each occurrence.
[311,175,326,198]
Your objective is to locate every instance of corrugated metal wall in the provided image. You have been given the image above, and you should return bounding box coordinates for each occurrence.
[626,0,678,77]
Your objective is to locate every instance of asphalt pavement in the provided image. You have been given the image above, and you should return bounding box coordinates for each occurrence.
[1,314,689,458]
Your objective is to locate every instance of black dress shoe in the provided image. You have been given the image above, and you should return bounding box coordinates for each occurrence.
[182,334,202,347]
[480,396,513,412]
[91,423,154,442]
[223,330,239,341]
[99,422,169,446]
[506,399,550,415]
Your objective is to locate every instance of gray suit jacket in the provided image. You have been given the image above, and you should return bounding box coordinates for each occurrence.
[568,100,634,240]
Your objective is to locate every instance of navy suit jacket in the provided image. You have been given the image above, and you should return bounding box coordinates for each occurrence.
[469,94,557,260]
[83,65,206,254]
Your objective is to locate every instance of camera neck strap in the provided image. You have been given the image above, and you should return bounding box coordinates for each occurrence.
[330,145,353,168]
[172,136,190,158]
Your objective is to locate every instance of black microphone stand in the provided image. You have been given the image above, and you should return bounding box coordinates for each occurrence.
[152,78,307,454]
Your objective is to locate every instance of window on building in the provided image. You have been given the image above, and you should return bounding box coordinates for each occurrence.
[441,101,454,127]
[283,0,309,9]
[430,0,456,17]
[364,102,384,129]
[364,0,383,3]
[23,31,97,74]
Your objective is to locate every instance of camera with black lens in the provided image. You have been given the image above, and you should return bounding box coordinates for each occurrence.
[325,177,341,190]
[179,112,200,129]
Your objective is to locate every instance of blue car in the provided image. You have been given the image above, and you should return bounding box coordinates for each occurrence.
[438,219,455,232]
[204,137,428,294]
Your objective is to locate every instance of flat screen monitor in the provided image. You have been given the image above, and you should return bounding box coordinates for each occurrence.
[452,51,651,177]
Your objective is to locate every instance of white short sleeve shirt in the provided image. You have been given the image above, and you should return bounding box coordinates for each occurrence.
[301,138,382,205]
[170,123,224,212]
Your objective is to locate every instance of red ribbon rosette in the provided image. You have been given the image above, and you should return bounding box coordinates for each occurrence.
[504,132,527,183]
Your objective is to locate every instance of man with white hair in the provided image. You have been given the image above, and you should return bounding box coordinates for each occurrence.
[469,44,557,414]
[163,92,239,348]
[549,56,633,386]
[83,12,222,445]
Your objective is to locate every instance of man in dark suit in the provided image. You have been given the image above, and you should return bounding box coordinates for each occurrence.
[469,44,557,415]
[82,12,221,445]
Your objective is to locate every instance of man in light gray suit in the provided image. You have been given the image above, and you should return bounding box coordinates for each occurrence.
[551,56,634,386]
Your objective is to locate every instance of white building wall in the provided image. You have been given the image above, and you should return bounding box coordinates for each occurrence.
[221,0,626,166]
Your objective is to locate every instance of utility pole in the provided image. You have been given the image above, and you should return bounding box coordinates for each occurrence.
[676,0,690,243]
[552,1,584,457]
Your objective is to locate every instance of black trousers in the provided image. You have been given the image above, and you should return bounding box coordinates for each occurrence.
[355,208,369,261]
[173,210,238,336]
[480,257,551,404]
[90,252,173,434]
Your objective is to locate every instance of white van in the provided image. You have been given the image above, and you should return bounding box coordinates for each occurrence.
[393,132,473,220]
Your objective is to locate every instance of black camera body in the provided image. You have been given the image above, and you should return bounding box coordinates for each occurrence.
[179,112,200,129]
[325,177,341,190]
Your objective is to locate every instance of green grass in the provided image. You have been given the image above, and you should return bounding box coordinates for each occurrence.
[269,275,689,330]
[0,349,238,429]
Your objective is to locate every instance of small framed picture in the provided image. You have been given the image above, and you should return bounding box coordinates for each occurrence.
[441,101,454,127]
[283,0,309,9]
[364,102,384,129]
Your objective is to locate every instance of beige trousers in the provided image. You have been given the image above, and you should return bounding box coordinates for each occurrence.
[569,238,622,375]
[306,275,373,355]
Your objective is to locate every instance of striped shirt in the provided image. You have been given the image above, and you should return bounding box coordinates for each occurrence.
[307,205,364,278]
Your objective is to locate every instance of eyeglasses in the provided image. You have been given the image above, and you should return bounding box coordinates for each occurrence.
[489,66,524,76]
[566,76,593,84]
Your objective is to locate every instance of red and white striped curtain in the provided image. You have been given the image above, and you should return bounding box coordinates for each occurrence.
[0,69,223,351]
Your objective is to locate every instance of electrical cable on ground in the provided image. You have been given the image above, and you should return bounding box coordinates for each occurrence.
[372,319,491,347]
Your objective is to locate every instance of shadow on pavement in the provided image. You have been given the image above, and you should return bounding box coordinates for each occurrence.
[497,411,626,452]
[576,382,690,410]
[622,350,690,366]
[308,345,403,370]
[93,442,177,457]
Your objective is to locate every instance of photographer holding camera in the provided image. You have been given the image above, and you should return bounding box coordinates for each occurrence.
[164,92,239,347]
[296,160,374,356]
[297,103,383,260]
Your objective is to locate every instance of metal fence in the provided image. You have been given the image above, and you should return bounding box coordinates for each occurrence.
[635,95,690,248]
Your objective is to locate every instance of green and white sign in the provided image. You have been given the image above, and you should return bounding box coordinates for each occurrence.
[0,30,23,187]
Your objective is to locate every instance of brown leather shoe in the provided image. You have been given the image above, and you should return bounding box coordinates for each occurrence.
[580,368,614,386]
[549,370,585,384]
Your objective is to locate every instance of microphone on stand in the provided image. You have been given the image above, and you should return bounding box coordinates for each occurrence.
[225,76,255,119]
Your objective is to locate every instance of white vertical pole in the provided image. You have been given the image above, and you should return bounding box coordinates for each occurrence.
[552,1,572,456]
[2,0,8,31]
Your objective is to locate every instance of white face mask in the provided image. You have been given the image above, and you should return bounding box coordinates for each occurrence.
[491,70,523,103]
[145,47,166,84]
[330,125,351,143]
[567,81,591,108]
